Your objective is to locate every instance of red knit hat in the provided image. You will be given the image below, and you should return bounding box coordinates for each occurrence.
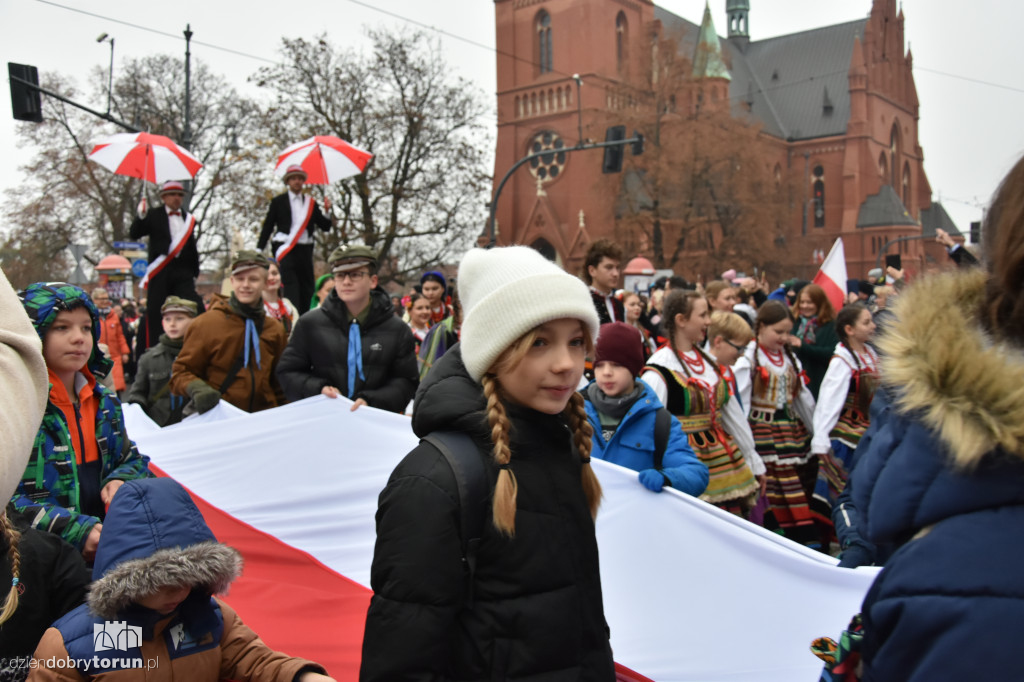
[594,322,644,378]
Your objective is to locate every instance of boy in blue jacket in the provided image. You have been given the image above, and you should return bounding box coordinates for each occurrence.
[583,322,708,495]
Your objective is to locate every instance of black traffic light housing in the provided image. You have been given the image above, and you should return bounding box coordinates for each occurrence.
[8,63,43,123]
[969,221,981,244]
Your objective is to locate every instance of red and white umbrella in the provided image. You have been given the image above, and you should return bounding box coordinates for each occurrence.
[88,132,203,184]
[275,135,373,185]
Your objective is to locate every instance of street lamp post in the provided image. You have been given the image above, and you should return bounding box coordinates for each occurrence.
[96,33,114,115]
[182,24,193,152]
[182,24,193,206]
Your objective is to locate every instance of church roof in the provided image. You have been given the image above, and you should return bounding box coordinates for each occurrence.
[919,202,962,237]
[856,184,918,228]
[654,6,867,140]
[692,4,731,81]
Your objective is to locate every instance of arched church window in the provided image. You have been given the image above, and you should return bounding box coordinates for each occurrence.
[878,153,888,184]
[537,11,553,75]
[902,162,911,206]
[889,122,901,189]
[813,164,825,228]
[616,12,628,74]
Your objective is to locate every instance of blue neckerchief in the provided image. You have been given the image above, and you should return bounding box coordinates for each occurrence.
[347,320,365,398]
[243,318,262,369]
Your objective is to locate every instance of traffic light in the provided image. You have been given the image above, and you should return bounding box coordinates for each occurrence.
[969,221,981,244]
[8,63,43,122]
[602,125,626,174]
[631,131,644,156]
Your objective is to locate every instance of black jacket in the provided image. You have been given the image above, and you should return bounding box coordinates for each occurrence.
[0,510,90,662]
[590,289,624,325]
[276,288,418,412]
[360,346,615,682]
[129,206,200,277]
[257,192,333,250]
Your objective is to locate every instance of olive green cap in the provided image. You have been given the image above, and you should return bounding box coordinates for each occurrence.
[329,244,378,273]
[160,296,198,317]
[230,250,270,275]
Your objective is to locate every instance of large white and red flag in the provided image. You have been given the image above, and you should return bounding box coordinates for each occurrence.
[123,398,876,682]
[812,238,848,313]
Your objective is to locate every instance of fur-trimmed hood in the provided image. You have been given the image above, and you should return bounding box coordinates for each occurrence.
[88,478,242,620]
[878,268,1024,466]
[852,268,1024,546]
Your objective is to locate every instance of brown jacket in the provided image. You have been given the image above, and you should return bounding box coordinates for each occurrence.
[28,597,322,681]
[170,294,287,412]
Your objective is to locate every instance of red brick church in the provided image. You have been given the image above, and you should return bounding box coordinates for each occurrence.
[490,0,964,281]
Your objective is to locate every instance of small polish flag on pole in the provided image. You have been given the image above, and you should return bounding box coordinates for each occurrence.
[812,238,848,313]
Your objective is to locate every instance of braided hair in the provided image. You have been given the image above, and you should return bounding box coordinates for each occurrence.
[754,300,802,400]
[0,513,21,626]
[835,303,877,413]
[663,289,727,382]
[481,326,601,537]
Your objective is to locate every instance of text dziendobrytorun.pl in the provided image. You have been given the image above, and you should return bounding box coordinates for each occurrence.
[2,656,160,670]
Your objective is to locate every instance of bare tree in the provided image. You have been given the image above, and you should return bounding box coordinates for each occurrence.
[252,28,492,285]
[0,57,261,289]
[608,30,797,281]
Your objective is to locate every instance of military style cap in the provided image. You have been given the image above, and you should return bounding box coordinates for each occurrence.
[230,250,270,275]
[161,296,198,317]
[329,244,378,274]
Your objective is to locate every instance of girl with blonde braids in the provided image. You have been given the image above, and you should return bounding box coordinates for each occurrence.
[0,507,90,674]
[361,246,614,682]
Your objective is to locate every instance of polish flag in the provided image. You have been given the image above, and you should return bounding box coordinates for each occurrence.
[812,238,848,313]
[123,399,876,682]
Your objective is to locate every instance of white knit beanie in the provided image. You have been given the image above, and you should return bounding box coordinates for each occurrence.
[458,246,600,383]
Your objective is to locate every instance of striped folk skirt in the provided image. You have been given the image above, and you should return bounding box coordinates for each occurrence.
[683,418,759,513]
[750,408,815,529]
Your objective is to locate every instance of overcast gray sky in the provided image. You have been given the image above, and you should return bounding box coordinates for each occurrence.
[3,0,1022,240]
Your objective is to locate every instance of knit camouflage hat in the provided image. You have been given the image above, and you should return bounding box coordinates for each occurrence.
[230,250,270,276]
[161,296,198,317]
[329,244,378,273]
[19,282,112,378]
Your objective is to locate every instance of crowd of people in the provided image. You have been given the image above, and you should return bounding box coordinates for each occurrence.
[0,153,1021,681]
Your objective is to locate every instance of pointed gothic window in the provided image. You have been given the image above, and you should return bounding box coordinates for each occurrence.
[616,12,628,74]
[878,153,889,184]
[902,162,911,206]
[889,122,901,189]
[537,11,553,75]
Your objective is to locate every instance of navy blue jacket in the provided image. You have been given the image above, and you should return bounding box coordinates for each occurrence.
[851,269,1024,681]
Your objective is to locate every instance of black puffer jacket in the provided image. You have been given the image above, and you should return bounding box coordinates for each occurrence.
[276,287,418,412]
[360,345,615,682]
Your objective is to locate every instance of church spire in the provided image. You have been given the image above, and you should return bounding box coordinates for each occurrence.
[726,0,750,39]
[693,2,731,81]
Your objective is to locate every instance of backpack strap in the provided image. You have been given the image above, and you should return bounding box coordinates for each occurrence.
[653,407,672,471]
[218,352,247,396]
[423,430,490,608]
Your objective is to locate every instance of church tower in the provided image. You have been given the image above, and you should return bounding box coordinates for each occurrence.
[726,0,750,51]
[490,0,656,269]
[691,3,731,113]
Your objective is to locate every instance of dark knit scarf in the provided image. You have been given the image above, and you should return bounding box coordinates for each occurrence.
[158,334,184,351]
[586,382,645,420]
